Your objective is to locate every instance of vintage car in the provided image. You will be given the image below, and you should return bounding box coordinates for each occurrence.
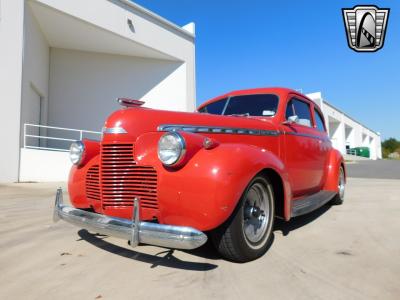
[54,87,346,262]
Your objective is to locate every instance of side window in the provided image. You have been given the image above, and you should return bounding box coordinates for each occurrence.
[285,98,312,127]
[314,109,326,132]
[198,98,227,115]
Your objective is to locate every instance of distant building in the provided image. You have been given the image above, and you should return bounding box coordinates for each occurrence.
[388,152,400,159]
[307,92,382,160]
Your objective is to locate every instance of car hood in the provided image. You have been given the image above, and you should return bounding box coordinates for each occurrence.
[102,107,278,140]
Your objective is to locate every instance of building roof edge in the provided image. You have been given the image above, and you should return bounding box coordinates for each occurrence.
[323,100,380,136]
[117,0,195,39]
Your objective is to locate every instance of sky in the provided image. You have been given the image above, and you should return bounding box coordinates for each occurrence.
[133,0,400,140]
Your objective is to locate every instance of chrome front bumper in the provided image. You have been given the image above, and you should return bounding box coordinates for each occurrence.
[53,188,207,250]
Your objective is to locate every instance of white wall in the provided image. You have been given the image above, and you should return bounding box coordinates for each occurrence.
[19,148,71,182]
[0,0,25,182]
[33,0,196,111]
[1,0,196,182]
[21,4,50,147]
[307,92,323,110]
[48,48,185,132]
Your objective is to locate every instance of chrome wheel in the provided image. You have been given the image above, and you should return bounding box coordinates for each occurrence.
[338,167,345,200]
[243,182,270,246]
[211,175,275,262]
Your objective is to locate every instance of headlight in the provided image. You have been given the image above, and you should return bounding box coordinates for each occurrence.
[158,132,186,166]
[69,141,85,165]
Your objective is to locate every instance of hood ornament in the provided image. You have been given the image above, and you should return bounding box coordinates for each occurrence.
[117,97,145,107]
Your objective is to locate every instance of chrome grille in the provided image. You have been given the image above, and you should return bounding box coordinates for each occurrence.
[86,165,100,201]
[100,144,158,209]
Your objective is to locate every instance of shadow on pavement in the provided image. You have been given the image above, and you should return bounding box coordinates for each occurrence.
[181,239,222,260]
[274,203,332,236]
[77,203,332,267]
[77,229,218,271]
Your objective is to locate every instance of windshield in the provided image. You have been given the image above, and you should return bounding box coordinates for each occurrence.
[199,94,279,117]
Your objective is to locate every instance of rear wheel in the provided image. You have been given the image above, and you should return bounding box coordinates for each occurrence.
[211,175,275,262]
[331,166,345,205]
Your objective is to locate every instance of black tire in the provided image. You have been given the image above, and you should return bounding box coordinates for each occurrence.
[331,166,345,205]
[211,175,275,262]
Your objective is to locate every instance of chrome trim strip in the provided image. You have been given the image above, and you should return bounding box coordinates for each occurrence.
[53,188,207,250]
[284,131,330,141]
[158,124,329,140]
[158,124,280,136]
[102,127,127,134]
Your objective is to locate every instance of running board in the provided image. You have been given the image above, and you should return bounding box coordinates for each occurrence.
[291,190,336,217]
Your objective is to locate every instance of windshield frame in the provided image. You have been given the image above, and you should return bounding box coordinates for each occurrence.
[219,93,280,117]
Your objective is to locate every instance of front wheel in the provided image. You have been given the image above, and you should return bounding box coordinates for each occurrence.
[211,175,275,262]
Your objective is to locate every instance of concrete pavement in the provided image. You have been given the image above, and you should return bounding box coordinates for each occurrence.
[0,176,399,300]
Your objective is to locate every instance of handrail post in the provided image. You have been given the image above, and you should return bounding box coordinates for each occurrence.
[80,130,83,140]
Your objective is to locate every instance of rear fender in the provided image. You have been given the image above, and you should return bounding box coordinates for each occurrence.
[323,149,345,192]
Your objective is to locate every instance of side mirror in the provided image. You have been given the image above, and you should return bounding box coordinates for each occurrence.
[283,115,299,125]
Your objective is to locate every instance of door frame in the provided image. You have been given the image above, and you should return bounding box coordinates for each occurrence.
[29,82,48,147]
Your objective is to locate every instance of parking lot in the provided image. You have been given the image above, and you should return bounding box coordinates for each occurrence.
[1,160,400,299]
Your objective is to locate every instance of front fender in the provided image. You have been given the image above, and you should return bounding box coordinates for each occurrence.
[68,139,100,210]
[135,132,290,230]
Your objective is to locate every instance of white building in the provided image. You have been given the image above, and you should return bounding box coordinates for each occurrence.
[0,1,381,183]
[307,92,382,160]
[0,0,196,182]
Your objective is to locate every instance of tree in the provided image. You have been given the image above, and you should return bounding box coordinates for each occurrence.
[382,138,400,153]
[382,147,391,159]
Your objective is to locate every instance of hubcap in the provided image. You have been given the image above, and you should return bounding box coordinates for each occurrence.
[339,168,345,199]
[243,182,270,244]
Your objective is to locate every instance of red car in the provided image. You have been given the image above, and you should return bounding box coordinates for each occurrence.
[54,87,346,262]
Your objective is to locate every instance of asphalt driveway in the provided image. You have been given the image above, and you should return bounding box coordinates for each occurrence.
[1,177,399,299]
[346,159,400,179]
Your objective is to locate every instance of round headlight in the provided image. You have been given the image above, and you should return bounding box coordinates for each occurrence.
[158,132,186,166]
[69,141,85,165]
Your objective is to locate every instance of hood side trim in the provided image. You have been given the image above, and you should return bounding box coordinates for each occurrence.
[158,124,281,136]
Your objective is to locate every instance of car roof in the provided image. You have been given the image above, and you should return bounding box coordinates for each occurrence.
[197,87,310,110]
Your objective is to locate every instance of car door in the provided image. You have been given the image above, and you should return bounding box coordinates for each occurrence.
[311,106,331,188]
[282,96,324,197]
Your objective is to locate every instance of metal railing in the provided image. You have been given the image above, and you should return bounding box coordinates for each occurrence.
[346,149,357,156]
[24,123,101,152]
